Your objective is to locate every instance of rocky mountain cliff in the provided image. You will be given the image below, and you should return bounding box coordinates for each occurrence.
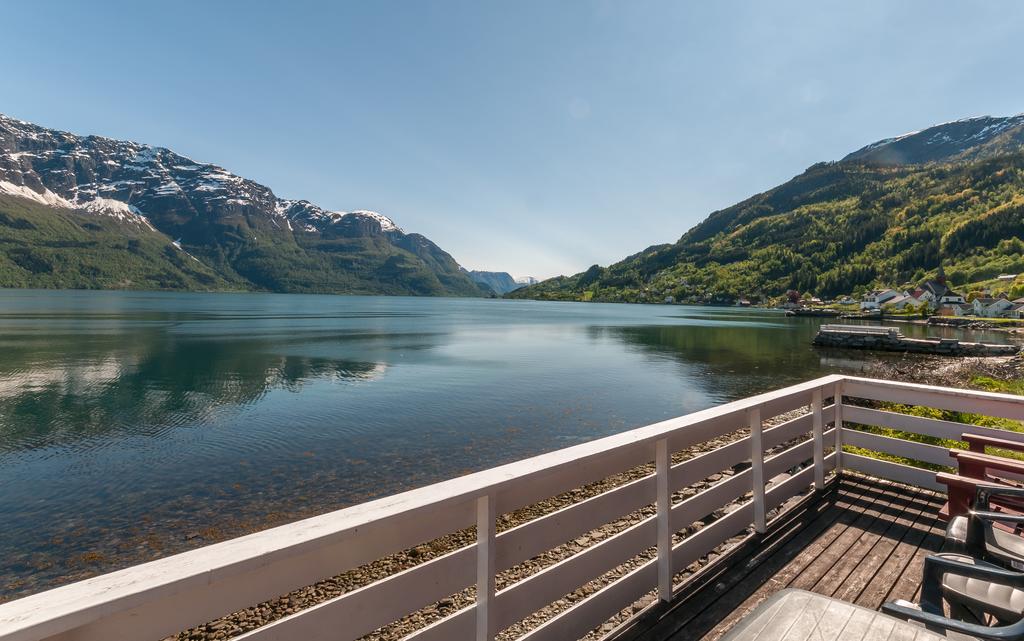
[0,114,484,296]
[511,113,1024,303]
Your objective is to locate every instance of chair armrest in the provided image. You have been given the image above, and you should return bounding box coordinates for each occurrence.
[936,473,1003,492]
[935,475,1024,519]
[965,433,1024,454]
[923,553,1024,587]
[975,484,1024,511]
[882,601,1023,640]
[973,509,1024,524]
[938,472,1024,500]
[975,484,1024,499]
[953,450,1024,476]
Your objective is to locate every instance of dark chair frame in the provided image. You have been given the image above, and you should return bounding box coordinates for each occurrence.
[883,552,1024,639]
[959,485,1024,569]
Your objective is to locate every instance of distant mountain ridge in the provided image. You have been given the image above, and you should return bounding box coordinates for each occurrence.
[0,113,484,295]
[511,113,1024,303]
[843,114,1024,166]
[466,270,525,295]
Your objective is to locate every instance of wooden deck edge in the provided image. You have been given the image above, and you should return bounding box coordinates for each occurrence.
[602,474,841,641]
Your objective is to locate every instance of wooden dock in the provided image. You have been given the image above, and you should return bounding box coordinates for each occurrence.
[813,323,1019,356]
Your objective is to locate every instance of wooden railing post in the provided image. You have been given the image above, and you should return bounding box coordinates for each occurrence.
[833,381,844,474]
[656,438,672,602]
[476,494,496,641]
[749,407,766,534]
[812,388,824,490]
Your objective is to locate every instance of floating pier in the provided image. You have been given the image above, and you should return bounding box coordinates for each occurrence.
[813,323,1019,356]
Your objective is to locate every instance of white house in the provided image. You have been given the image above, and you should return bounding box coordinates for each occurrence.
[883,294,917,310]
[1011,303,1024,320]
[898,291,926,305]
[901,280,964,311]
[860,289,899,310]
[973,297,1015,318]
[916,280,965,305]
[939,290,966,305]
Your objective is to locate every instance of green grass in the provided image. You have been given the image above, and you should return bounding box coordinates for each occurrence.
[945,316,1024,326]
[844,376,1024,469]
[971,375,1024,396]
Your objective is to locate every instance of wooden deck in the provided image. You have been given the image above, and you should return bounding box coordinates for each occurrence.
[616,473,947,641]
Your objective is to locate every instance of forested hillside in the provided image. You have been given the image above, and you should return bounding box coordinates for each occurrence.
[0,195,231,290]
[510,116,1024,303]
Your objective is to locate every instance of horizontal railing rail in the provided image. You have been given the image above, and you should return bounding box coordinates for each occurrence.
[1,374,1021,641]
[839,376,1024,492]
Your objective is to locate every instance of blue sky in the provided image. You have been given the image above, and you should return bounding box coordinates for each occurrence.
[3,1,1023,278]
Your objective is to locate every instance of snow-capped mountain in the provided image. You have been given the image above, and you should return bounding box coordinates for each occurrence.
[0,114,482,296]
[843,114,1024,166]
[0,114,405,237]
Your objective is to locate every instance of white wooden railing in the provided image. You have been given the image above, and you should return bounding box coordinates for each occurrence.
[2,375,1024,641]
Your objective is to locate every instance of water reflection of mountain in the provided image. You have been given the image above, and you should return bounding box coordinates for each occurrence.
[595,322,835,401]
[598,321,970,404]
[0,330,389,452]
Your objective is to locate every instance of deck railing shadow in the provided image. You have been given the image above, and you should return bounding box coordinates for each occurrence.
[615,477,950,641]
[1,375,1022,641]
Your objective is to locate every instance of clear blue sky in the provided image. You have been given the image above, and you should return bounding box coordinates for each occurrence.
[3,1,1023,279]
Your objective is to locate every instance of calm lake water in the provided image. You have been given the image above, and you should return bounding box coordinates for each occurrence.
[0,290,1015,598]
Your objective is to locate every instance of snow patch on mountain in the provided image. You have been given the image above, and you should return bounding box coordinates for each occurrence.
[856,130,921,153]
[0,180,73,208]
[343,210,402,232]
[0,179,156,229]
[273,199,403,233]
[172,238,200,262]
[77,197,155,229]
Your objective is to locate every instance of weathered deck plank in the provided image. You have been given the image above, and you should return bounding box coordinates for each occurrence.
[851,485,943,609]
[619,474,945,641]
[902,505,950,604]
[816,484,924,600]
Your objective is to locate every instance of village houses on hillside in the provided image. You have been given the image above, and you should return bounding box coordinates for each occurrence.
[859,269,1024,319]
[860,275,966,311]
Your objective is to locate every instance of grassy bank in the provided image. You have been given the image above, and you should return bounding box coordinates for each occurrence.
[846,355,1024,469]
